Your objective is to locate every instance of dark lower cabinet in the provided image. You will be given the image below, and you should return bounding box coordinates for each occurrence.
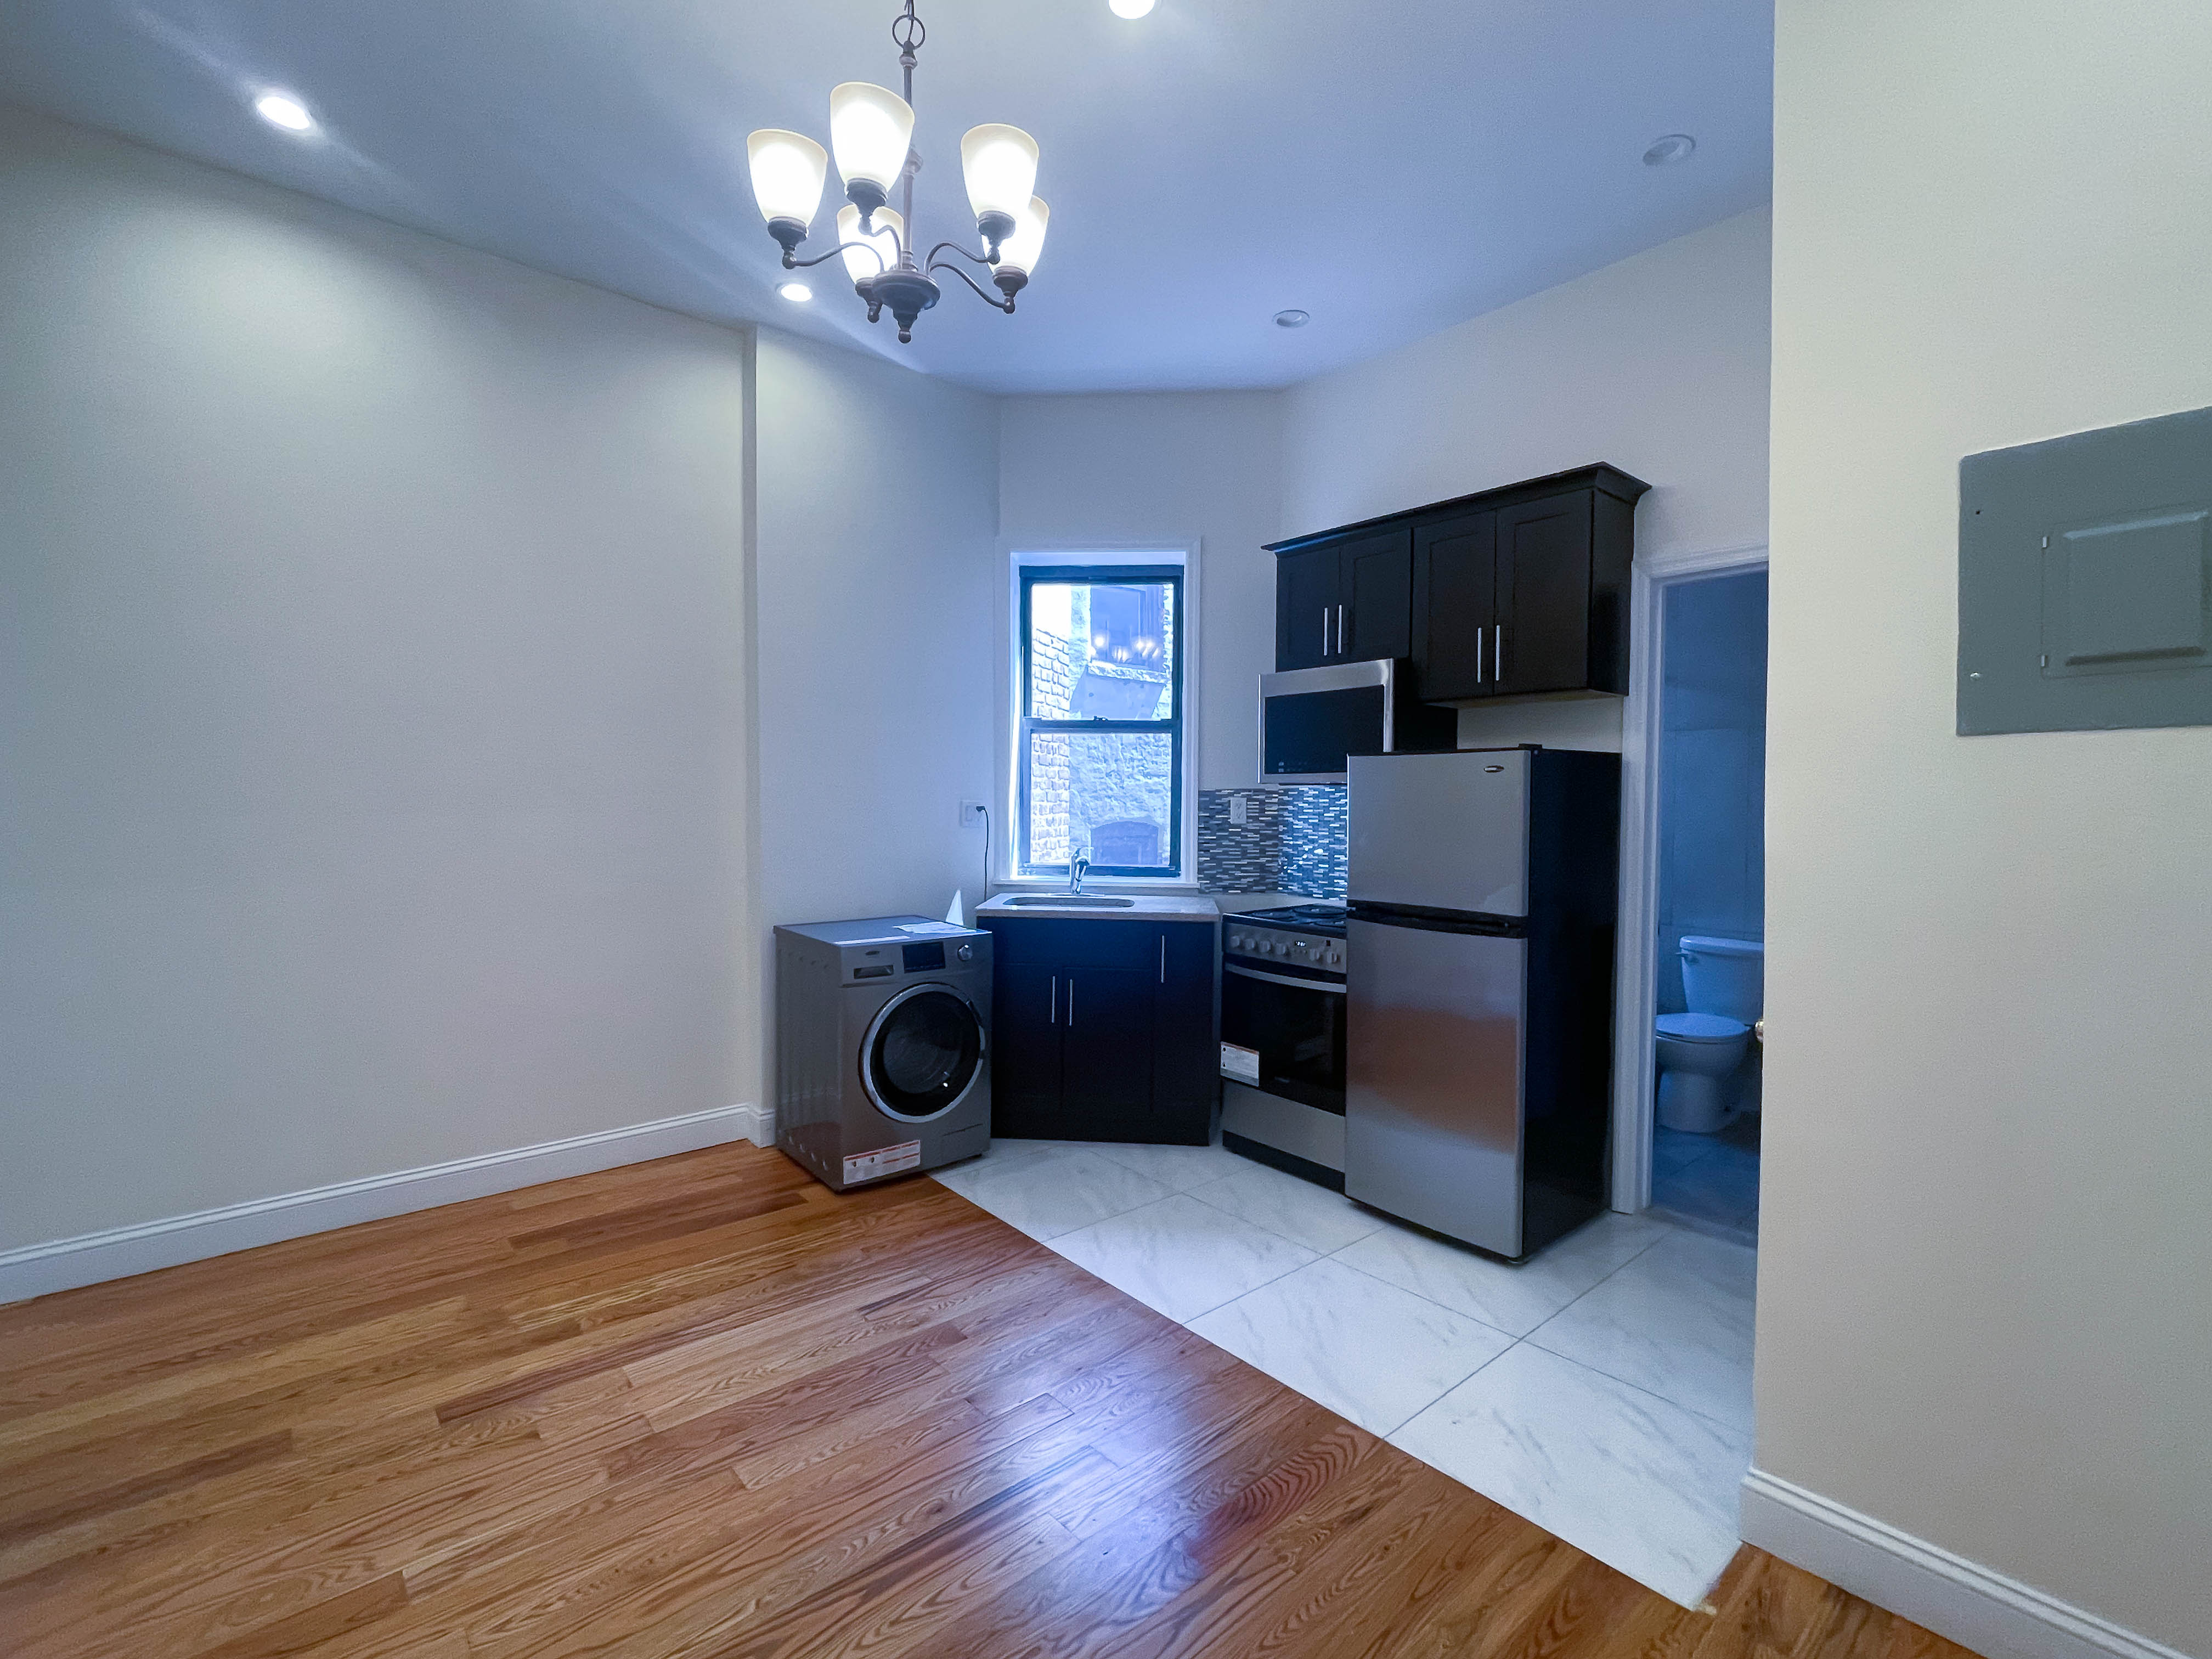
[984,916,1218,1144]
[990,961,1065,1122]
[1059,968,1156,1128]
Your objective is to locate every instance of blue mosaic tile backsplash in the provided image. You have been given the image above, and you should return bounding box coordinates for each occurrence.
[1197,785,1347,899]
[1278,785,1349,899]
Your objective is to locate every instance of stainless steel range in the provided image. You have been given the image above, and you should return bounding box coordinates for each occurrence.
[1217,902,1350,1187]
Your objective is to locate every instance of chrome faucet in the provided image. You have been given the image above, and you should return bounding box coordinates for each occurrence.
[1069,848,1091,895]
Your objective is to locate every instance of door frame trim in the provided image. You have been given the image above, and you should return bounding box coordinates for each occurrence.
[1610,540,1769,1214]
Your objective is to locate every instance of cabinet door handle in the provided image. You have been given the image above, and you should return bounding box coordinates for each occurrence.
[1067,979,1076,1026]
[1476,625,1484,684]
[1320,605,1330,656]
[1049,975,1057,1025]
[1336,603,1345,654]
[1159,936,1166,983]
[1494,623,1503,680]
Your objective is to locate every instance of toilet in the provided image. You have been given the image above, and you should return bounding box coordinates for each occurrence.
[1655,934,1763,1134]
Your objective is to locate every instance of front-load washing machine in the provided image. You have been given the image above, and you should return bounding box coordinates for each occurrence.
[774,916,991,1191]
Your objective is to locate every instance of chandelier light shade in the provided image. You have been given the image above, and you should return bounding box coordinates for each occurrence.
[828,82,915,204]
[836,204,905,287]
[746,130,828,244]
[995,195,1049,277]
[960,123,1039,253]
[744,2,1047,345]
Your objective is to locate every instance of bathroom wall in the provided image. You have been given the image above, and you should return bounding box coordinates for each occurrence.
[1655,571,1769,1011]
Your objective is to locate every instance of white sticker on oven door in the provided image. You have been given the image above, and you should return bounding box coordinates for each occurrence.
[843,1140,921,1185]
[1220,1043,1261,1084]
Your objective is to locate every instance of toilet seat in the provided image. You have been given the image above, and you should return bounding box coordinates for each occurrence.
[1655,1012,1749,1043]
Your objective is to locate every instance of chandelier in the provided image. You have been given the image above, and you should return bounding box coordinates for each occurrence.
[744,1,1048,344]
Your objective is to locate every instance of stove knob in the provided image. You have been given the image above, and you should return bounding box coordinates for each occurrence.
[1261,941,1277,955]
[956,944,974,962]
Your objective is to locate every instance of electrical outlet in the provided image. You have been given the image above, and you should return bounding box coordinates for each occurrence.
[959,800,988,830]
[1229,794,1248,826]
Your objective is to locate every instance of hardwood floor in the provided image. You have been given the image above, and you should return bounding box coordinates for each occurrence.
[0,1142,1974,1659]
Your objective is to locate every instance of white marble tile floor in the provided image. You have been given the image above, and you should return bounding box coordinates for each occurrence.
[1048,1191,1317,1322]
[1392,1343,1753,1608]
[934,1132,1757,1609]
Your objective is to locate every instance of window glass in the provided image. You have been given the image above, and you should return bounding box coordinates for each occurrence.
[1025,729,1175,871]
[1018,566,1184,878]
[1026,579,1175,720]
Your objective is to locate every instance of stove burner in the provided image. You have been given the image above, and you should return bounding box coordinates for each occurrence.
[1219,903,1348,939]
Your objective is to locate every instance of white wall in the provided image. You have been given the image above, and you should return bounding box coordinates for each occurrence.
[0,108,755,1252]
[1284,208,1773,754]
[998,392,1284,792]
[752,328,999,1101]
[1759,7,2212,1654]
[1656,572,1767,1011]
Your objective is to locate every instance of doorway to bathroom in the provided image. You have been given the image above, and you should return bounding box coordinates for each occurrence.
[1610,550,1768,1243]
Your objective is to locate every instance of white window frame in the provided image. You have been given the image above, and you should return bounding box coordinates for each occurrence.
[996,541,1201,890]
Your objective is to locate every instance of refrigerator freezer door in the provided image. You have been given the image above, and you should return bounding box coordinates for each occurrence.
[1348,751,1530,917]
[1344,917,1526,1255]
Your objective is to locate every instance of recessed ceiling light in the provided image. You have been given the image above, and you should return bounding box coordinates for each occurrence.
[777,280,814,303]
[1643,133,1696,166]
[1274,309,1310,329]
[1109,0,1156,17]
[253,92,316,133]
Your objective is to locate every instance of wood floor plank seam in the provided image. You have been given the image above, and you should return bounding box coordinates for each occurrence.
[0,1147,1983,1659]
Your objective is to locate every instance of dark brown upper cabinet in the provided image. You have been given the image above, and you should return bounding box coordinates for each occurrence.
[1272,526,1413,670]
[1271,465,1648,704]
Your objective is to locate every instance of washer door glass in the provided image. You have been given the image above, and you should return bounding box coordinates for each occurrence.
[864,986,985,1122]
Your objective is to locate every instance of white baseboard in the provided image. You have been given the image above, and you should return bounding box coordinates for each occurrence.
[1740,1468,2195,1659]
[0,1102,766,1306]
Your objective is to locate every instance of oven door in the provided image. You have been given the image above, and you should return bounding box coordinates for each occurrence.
[1221,961,1346,1114]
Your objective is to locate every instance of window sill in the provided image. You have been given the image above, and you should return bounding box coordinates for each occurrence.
[994,877,1203,894]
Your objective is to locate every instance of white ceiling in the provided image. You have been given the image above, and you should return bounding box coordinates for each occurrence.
[0,0,1773,395]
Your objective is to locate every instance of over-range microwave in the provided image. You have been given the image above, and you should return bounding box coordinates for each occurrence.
[1256,659,1458,783]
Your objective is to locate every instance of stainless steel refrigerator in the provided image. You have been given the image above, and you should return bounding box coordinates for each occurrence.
[1345,747,1620,1260]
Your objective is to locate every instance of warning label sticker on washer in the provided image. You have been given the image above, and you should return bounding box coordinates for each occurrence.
[1220,1043,1261,1084]
[843,1141,922,1185]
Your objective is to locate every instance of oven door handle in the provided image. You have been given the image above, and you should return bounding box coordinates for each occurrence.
[1223,962,1347,994]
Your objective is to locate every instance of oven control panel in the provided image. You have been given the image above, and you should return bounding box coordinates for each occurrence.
[1225,926,1345,975]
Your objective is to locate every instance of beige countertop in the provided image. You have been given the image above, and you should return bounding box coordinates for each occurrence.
[977,892,1220,923]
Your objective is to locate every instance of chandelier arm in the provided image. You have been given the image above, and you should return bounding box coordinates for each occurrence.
[926,240,997,270]
[782,239,893,275]
[927,258,1017,313]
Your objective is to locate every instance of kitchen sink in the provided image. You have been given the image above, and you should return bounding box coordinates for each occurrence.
[997,895,1136,907]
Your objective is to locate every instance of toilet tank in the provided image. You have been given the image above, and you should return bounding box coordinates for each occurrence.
[1679,935,1763,1024]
